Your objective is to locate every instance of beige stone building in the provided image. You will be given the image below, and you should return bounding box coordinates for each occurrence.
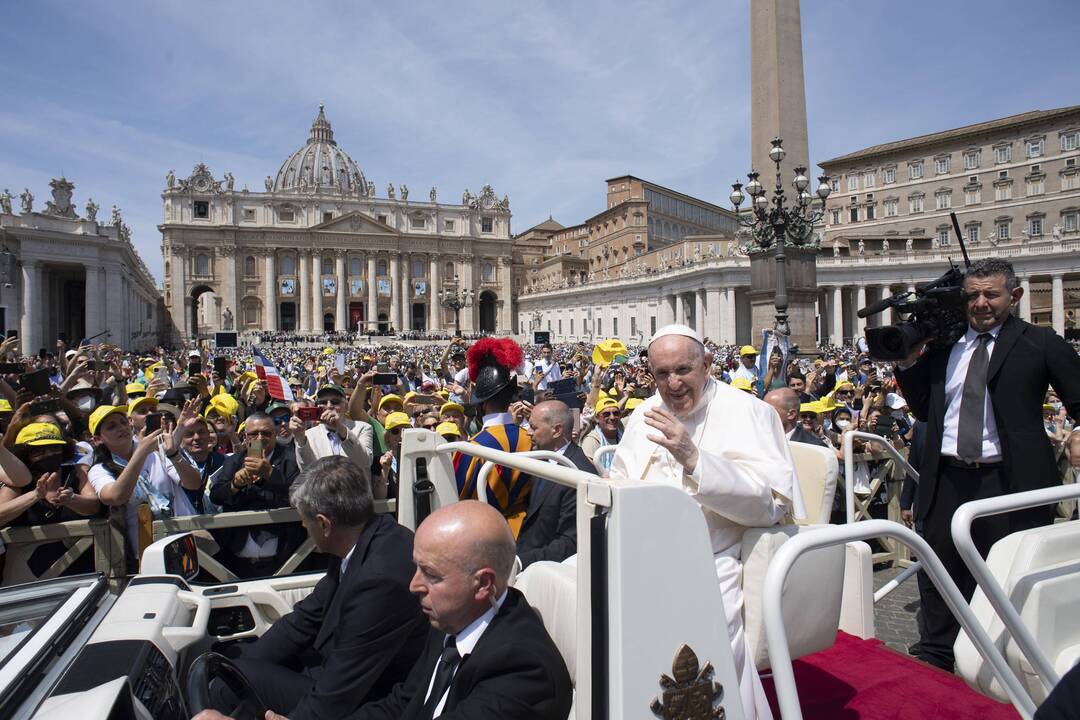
[161,106,516,339]
[819,105,1080,334]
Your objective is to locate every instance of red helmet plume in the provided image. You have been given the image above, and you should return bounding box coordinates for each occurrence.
[466,337,524,382]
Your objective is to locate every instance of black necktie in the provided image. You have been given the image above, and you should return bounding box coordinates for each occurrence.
[957,333,992,462]
[422,636,460,718]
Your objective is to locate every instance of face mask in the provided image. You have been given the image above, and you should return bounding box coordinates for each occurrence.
[835,419,851,430]
[33,454,64,474]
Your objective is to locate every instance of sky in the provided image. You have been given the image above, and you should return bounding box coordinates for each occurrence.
[1,0,1077,282]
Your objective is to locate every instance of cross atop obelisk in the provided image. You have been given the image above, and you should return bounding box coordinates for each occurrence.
[751,0,810,181]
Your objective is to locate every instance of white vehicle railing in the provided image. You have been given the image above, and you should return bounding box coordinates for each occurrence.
[592,444,616,468]
[763,519,1038,720]
[437,441,598,491]
[950,483,1080,696]
[475,450,579,504]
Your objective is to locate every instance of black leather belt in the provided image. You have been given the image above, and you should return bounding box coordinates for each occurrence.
[943,456,1003,470]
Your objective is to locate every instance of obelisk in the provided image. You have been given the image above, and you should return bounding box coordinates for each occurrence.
[748,0,818,351]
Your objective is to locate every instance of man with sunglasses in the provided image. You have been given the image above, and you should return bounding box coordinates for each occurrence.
[290,384,374,482]
[210,413,303,578]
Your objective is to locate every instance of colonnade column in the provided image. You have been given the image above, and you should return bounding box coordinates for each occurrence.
[705,288,721,341]
[695,290,706,338]
[310,251,323,333]
[830,286,843,345]
[724,287,737,344]
[298,252,310,333]
[659,293,675,326]
[335,251,347,332]
[263,253,277,331]
[855,285,867,337]
[1051,273,1065,337]
[429,255,441,333]
[366,255,377,332]
[84,264,101,339]
[389,252,401,332]
[1019,276,1031,322]
[103,263,123,347]
[21,261,40,355]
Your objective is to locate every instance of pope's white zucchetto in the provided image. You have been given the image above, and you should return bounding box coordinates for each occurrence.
[648,324,705,349]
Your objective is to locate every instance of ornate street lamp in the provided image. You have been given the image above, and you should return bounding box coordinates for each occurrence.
[437,280,473,338]
[729,137,830,337]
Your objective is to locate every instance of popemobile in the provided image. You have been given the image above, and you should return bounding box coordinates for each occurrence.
[0,425,1077,719]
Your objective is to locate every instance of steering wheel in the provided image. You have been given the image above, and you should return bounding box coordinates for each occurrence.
[185,651,269,720]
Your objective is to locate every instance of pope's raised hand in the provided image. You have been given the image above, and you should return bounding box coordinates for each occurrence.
[644,407,699,474]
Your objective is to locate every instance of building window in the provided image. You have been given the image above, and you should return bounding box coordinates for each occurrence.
[1064,212,1078,233]
[195,253,210,275]
[481,217,494,233]
[1026,139,1044,158]
[322,258,333,275]
[830,178,840,192]
[863,172,875,188]
[909,161,923,180]
[938,228,951,246]
[194,201,209,219]
[1063,172,1080,191]
[323,212,334,223]
[377,214,388,224]
[909,194,924,213]
[280,254,295,275]
[865,204,876,220]
[883,167,896,184]
[279,209,295,222]
[995,183,1012,201]
[612,318,618,336]
[444,219,455,232]
[1026,179,1045,196]
[847,175,858,192]
[935,191,952,210]
[410,214,426,229]
[935,156,950,174]
[884,199,898,217]
[242,208,255,221]
[377,259,387,276]
[482,262,494,282]
[1029,217,1043,237]
[412,260,424,278]
[966,225,980,244]
[350,257,362,276]
[1062,131,1080,152]
[849,206,859,223]
[964,151,980,170]
[634,213,644,226]
[997,221,1011,240]
[244,255,256,276]
[831,208,841,224]
[994,144,1011,164]
[965,188,981,205]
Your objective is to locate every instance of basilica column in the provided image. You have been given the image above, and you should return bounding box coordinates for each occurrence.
[263,252,277,331]
[84,264,102,339]
[1052,273,1065,336]
[310,251,323,332]
[500,257,513,334]
[220,248,237,333]
[390,252,401,332]
[335,250,347,332]
[1019,276,1031,322]
[706,288,721,341]
[401,253,413,332]
[103,263,124,346]
[20,261,40,355]
[831,286,844,345]
[725,287,738,344]
[367,254,377,332]
[461,256,476,333]
[659,293,674,326]
[298,252,311,333]
[855,285,867,337]
[429,255,441,332]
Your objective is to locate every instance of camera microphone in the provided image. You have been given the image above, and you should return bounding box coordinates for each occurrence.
[857,296,896,319]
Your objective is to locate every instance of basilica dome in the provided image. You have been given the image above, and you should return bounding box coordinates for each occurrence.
[273,105,367,194]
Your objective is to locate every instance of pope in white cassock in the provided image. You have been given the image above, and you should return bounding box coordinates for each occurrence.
[609,324,805,720]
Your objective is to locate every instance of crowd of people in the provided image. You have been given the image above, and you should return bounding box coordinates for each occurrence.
[2,256,1080,718]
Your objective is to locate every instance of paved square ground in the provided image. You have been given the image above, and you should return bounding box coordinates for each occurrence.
[872,565,922,654]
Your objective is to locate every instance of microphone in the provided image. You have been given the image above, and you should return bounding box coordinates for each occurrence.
[856,296,896,319]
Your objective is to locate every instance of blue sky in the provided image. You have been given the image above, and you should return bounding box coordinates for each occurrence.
[1,1,1076,282]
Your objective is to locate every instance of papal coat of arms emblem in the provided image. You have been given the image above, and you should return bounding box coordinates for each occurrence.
[649,644,725,720]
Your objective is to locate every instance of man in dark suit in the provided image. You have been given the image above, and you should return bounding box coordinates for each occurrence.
[895,257,1080,671]
[199,457,427,720]
[517,399,597,568]
[764,388,827,447]
[294,499,570,720]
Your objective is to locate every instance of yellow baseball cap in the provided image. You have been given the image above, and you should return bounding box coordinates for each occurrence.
[595,397,619,413]
[126,382,147,395]
[440,402,465,416]
[205,393,239,420]
[0,399,12,413]
[625,397,643,412]
[592,339,628,367]
[89,405,127,435]
[379,394,404,411]
[384,412,411,431]
[435,421,462,438]
[739,345,758,357]
[730,377,755,392]
[128,396,158,415]
[403,391,417,404]
[16,422,67,446]
[800,401,822,414]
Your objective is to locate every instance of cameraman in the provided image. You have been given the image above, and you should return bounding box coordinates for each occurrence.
[895,257,1080,672]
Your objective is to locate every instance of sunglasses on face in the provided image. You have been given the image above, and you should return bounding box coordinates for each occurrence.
[800,414,817,421]
[246,429,275,439]
[598,411,620,419]
[386,427,402,435]
[271,414,292,425]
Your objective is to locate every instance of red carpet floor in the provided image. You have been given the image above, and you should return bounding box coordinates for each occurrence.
[761,632,1021,720]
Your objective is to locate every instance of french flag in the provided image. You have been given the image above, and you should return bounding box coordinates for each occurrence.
[253,347,295,402]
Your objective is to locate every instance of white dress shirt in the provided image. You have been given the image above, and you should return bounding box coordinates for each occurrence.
[424,589,508,717]
[941,325,1003,462]
[533,358,562,390]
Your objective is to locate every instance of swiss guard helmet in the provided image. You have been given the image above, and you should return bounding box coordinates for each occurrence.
[467,337,524,404]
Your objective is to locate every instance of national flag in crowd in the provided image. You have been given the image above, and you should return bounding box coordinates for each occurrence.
[757,328,791,384]
[253,347,295,401]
